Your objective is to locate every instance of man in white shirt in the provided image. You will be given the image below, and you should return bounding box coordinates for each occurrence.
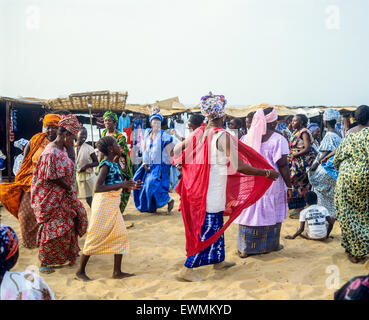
[285,191,335,241]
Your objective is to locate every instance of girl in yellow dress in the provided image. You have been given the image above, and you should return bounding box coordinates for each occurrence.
[76,136,142,281]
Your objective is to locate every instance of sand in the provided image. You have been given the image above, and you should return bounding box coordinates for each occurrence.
[1,192,368,300]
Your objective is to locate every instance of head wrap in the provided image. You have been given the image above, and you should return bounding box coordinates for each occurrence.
[58,114,82,136]
[151,105,161,115]
[323,109,341,122]
[200,93,227,119]
[242,106,278,152]
[307,122,320,134]
[0,225,19,276]
[149,113,163,123]
[103,111,118,124]
[14,138,29,151]
[43,114,61,127]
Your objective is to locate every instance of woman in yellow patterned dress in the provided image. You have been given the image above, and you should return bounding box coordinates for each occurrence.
[76,136,143,281]
[333,105,369,263]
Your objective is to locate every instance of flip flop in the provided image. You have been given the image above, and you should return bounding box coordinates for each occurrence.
[39,267,55,274]
[236,250,249,258]
[289,211,300,219]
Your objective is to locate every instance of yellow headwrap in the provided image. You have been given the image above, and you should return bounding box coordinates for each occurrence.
[43,114,61,127]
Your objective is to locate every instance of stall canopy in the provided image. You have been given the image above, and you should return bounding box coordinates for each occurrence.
[47,91,129,112]
[125,96,189,116]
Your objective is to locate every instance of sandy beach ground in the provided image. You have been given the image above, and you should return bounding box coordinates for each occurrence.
[1,192,368,300]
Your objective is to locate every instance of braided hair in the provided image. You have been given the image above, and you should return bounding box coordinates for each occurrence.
[96,136,116,156]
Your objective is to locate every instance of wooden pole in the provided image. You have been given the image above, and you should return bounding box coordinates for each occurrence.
[5,101,12,182]
[88,97,94,147]
[89,107,94,146]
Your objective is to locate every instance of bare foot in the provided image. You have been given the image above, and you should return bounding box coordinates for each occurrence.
[75,271,92,281]
[213,261,236,270]
[347,254,366,264]
[125,222,134,229]
[176,268,203,282]
[112,272,135,279]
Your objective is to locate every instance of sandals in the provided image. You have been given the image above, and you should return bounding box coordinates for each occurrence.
[289,211,300,219]
[237,250,249,259]
[39,267,55,274]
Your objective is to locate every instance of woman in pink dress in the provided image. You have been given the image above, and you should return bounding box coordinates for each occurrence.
[234,106,292,257]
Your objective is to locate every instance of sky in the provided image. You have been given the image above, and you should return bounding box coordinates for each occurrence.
[1,0,369,106]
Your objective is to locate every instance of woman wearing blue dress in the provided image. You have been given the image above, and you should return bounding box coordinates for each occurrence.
[133,112,175,213]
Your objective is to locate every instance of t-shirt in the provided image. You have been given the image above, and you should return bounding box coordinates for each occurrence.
[299,204,330,239]
[75,143,96,182]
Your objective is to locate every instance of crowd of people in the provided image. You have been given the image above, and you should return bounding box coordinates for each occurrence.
[1,96,369,299]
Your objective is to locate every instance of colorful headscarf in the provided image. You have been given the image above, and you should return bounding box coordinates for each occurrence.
[0,225,19,276]
[14,138,29,151]
[103,111,119,124]
[242,106,278,152]
[151,105,161,115]
[200,93,227,119]
[323,109,341,122]
[58,114,82,136]
[307,122,320,133]
[149,113,163,123]
[43,114,61,127]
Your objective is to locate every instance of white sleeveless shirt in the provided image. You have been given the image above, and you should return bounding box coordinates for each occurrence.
[206,131,227,213]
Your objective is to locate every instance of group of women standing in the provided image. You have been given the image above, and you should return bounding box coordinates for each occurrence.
[1,99,369,289]
[281,106,369,265]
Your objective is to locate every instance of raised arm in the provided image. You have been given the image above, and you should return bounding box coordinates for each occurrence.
[219,133,279,180]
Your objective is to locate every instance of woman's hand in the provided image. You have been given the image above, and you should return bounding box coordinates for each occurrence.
[143,164,151,172]
[320,156,329,164]
[121,179,144,191]
[287,189,293,201]
[66,185,74,196]
[267,169,280,181]
[78,165,87,173]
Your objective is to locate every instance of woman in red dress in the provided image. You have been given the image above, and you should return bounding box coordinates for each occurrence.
[31,114,88,274]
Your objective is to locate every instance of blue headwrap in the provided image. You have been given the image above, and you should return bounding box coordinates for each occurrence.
[149,113,163,123]
[323,109,341,122]
[307,122,320,133]
[0,225,19,276]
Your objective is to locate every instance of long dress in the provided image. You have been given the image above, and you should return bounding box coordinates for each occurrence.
[172,127,274,261]
[133,129,173,213]
[308,131,342,216]
[288,128,316,210]
[101,129,133,213]
[0,132,50,248]
[235,132,289,255]
[30,144,88,266]
[185,131,227,267]
[83,160,129,255]
[333,128,369,258]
